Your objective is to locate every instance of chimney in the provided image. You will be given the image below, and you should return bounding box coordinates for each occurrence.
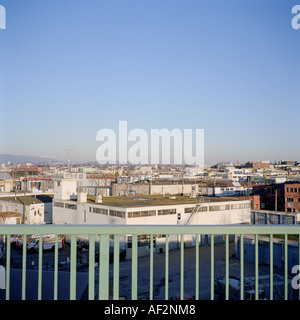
[95,193,103,203]
[77,190,87,203]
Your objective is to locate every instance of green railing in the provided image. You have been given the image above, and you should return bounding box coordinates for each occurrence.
[0,224,300,300]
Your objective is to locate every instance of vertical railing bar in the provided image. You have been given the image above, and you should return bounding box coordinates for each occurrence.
[131,234,138,300]
[165,234,169,300]
[255,234,259,300]
[298,235,300,300]
[70,234,77,300]
[54,234,58,300]
[195,234,199,300]
[180,234,184,300]
[38,234,43,300]
[98,234,101,299]
[22,234,27,300]
[99,234,110,300]
[5,234,11,300]
[270,234,273,300]
[89,234,95,300]
[225,234,229,300]
[149,234,153,300]
[240,235,244,300]
[210,234,214,300]
[284,233,288,300]
[113,234,120,301]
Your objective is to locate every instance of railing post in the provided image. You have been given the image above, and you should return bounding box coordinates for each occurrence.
[150,234,153,300]
[195,234,199,300]
[270,234,273,300]
[99,234,110,300]
[180,234,184,300]
[131,234,138,300]
[255,234,259,300]
[70,235,77,300]
[240,235,244,300]
[113,234,120,300]
[165,234,169,300]
[54,234,58,300]
[38,234,43,300]
[5,234,11,300]
[284,234,288,300]
[210,234,214,300]
[225,234,229,300]
[88,234,95,300]
[22,235,27,300]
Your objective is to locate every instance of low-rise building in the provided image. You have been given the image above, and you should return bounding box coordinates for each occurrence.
[0,212,22,224]
[0,196,45,224]
[285,182,300,213]
[53,179,251,257]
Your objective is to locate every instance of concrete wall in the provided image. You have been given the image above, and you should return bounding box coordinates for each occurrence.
[112,183,197,196]
[54,179,77,200]
[236,237,299,270]
[25,203,44,224]
[53,200,251,226]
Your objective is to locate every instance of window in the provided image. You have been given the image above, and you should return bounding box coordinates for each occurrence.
[54,202,64,208]
[231,203,244,210]
[219,205,230,211]
[110,210,125,218]
[93,207,108,215]
[286,198,293,203]
[65,203,77,210]
[209,205,220,211]
[158,209,176,215]
[185,206,207,213]
[128,210,156,218]
[57,181,60,187]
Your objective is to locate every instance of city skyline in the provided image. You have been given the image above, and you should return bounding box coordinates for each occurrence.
[0,0,299,164]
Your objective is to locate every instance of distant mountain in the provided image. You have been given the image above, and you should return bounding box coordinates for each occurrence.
[0,153,64,164]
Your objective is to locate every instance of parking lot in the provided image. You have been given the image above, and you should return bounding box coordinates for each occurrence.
[1,240,291,300]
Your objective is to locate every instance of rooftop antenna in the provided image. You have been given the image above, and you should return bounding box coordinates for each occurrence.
[68,149,74,169]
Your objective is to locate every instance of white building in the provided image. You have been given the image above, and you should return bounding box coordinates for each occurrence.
[0,196,45,224]
[53,179,251,257]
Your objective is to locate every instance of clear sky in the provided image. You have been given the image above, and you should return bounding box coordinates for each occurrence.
[0,0,299,164]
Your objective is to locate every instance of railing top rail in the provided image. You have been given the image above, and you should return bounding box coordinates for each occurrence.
[0,224,299,235]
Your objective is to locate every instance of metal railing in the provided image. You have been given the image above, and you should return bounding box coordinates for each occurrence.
[0,224,300,300]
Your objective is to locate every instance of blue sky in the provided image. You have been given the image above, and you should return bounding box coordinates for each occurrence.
[0,0,299,164]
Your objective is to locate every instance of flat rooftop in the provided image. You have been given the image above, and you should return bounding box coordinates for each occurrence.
[85,195,242,208]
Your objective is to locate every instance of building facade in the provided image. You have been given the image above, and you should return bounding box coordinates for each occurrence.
[285,182,300,213]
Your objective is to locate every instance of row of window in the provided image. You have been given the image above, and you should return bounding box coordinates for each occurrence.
[128,210,156,218]
[54,202,78,210]
[184,203,250,213]
[286,187,300,193]
[54,202,251,217]
[286,198,300,203]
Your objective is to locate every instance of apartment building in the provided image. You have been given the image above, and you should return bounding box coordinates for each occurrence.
[285,182,300,213]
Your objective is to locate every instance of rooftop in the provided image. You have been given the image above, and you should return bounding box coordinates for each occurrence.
[84,195,242,208]
[0,211,22,218]
[0,196,43,205]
